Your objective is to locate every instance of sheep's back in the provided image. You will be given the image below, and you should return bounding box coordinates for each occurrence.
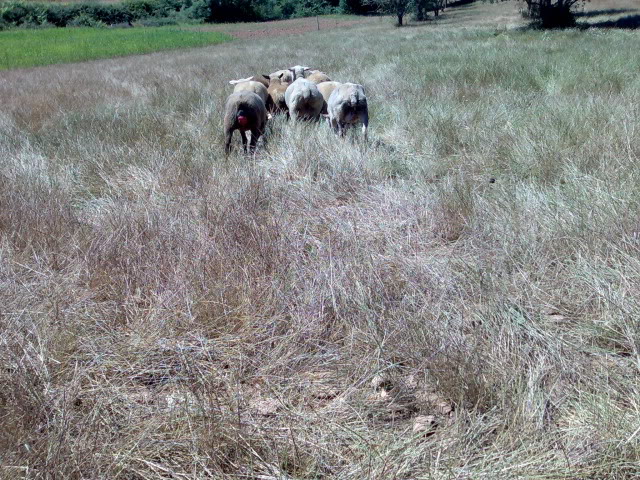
[233,81,269,106]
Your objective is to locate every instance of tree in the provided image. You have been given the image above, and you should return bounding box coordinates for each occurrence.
[207,0,261,22]
[339,0,378,15]
[366,0,446,25]
[415,0,445,20]
[364,0,411,25]
[496,0,587,28]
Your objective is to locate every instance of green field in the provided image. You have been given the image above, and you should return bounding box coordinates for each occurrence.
[0,27,233,70]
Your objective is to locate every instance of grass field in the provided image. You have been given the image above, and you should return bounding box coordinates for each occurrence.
[0,27,232,70]
[1,1,640,479]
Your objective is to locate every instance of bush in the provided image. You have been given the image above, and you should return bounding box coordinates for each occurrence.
[1,2,47,26]
[515,0,584,29]
[45,4,79,27]
[180,0,210,21]
[537,2,576,28]
[1,2,137,27]
[67,12,106,27]
[207,0,260,22]
[293,0,336,17]
[339,0,377,14]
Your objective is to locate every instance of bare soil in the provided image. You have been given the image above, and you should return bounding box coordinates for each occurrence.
[195,16,379,40]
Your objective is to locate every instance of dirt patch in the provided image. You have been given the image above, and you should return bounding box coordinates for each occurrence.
[196,16,375,40]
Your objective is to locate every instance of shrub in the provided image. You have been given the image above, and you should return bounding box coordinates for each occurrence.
[293,0,336,17]
[67,12,106,27]
[1,2,47,26]
[179,0,210,21]
[536,1,576,28]
[207,0,260,23]
[45,4,78,26]
[498,0,586,29]
[339,0,377,14]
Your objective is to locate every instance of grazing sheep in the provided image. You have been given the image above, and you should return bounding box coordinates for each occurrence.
[289,65,312,81]
[266,74,289,115]
[326,83,369,139]
[306,71,331,85]
[223,91,268,154]
[229,75,269,88]
[284,78,324,121]
[232,80,272,110]
[317,81,342,114]
[268,69,294,83]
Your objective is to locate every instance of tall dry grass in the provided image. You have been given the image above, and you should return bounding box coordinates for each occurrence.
[1,3,640,478]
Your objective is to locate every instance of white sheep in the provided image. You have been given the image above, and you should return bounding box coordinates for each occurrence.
[229,75,269,88]
[266,74,289,115]
[317,81,342,114]
[288,65,312,81]
[326,83,369,139]
[306,71,331,85]
[268,69,294,83]
[232,81,272,111]
[284,78,324,121]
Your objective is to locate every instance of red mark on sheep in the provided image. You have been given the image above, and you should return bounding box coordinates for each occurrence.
[237,115,249,127]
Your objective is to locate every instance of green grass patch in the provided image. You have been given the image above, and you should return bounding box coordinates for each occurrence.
[0,26,233,70]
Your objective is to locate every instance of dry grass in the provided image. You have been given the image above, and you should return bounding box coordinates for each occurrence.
[1,2,640,479]
[191,15,378,39]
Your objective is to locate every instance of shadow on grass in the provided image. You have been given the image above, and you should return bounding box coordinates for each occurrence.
[581,14,640,29]
[447,0,476,7]
[575,8,636,18]
[398,20,436,28]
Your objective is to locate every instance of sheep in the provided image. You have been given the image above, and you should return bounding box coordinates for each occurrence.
[223,91,267,154]
[232,80,272,111]
[284,78,324,121]
[306,71,331,85]
[229,75,269,88]
[316,81,342,114]
[266,74,289,115]
[288,65,312,81]
[326,82,369,139]
[268,67,320,83]
[268,69,294,83]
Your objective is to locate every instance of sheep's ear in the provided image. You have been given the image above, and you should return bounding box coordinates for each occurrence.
[278,72,284,79]
[262,74,270,80]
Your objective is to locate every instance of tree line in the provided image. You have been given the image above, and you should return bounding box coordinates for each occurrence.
[0,0,588,29]
[0,0,451,29]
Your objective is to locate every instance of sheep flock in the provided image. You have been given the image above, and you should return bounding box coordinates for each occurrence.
[224,65,369,154]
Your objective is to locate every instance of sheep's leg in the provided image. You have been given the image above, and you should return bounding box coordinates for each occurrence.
[250,129,261,152]
[360,110,369,141]
[240,130,248,153]
[225,130,233,154]
[330,116,339,135]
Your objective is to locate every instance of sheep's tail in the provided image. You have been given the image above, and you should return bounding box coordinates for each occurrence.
[301,87,313,101]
